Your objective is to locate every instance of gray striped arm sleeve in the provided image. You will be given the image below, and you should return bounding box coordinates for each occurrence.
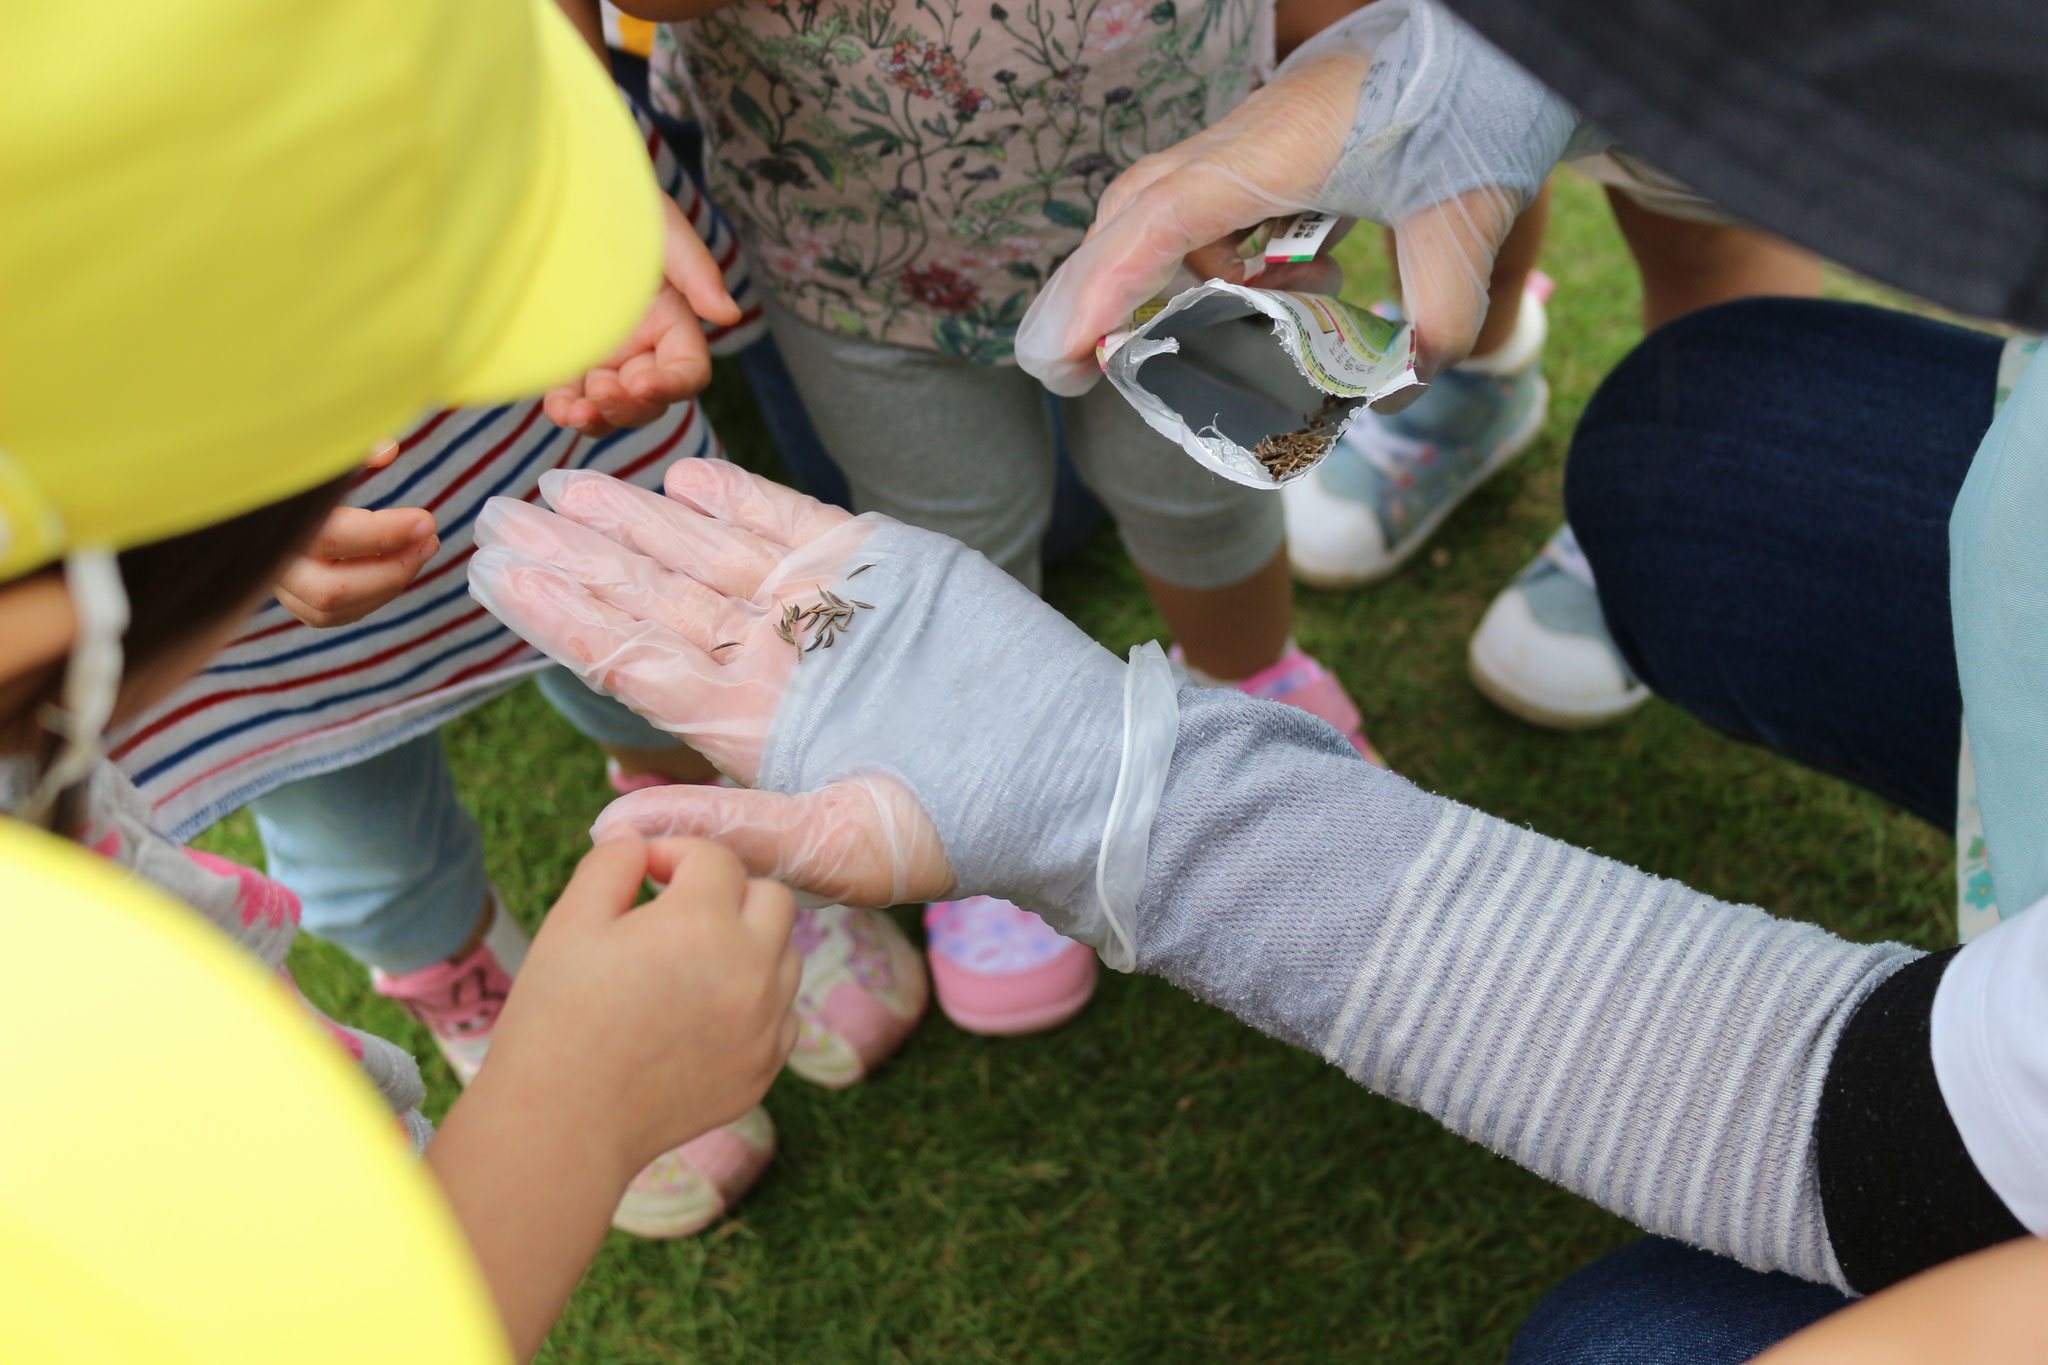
[1134,689,1920,1290]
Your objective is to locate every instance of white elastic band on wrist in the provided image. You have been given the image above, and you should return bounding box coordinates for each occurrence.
[1092,641,1181,972]
[23,549,129,825]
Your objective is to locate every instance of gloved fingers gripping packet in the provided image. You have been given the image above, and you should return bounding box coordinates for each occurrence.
[1096,281,1421,489]
[1234,211,1344,282]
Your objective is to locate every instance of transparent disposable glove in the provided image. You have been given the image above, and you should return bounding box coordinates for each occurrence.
[467,462,1178,969]
[1015,0,1605,397]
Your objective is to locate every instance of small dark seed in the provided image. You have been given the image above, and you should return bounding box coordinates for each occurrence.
[850,599,873,610]
[711,641,741,651]
[848,563,874,578]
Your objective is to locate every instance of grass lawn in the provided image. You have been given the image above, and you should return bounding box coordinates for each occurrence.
[197,172,1957,1362]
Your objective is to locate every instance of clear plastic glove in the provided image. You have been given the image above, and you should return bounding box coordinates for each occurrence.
[467,462,1178,968]
[1015,0,1603,397]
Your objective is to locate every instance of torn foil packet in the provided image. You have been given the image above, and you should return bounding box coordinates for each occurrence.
[1096,282,1422,489]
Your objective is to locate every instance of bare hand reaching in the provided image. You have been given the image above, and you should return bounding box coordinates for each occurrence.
[542,196,743,438]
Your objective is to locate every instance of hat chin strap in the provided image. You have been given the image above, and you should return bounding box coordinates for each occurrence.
[20,550,129,827]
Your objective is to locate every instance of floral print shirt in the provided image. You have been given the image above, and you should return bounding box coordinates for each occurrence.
[652,0,1269,362]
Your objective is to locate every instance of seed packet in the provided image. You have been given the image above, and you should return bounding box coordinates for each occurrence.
[1096,280,1421,488]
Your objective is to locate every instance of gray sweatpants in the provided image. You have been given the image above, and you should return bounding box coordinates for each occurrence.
[764,296,1285,593]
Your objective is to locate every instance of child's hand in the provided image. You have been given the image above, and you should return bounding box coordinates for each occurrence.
[542,197,744,439]
[276,505,438,627]
[480,834,800,1180]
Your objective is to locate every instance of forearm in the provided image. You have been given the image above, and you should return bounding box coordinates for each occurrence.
[1753,1237,2048,1365]
[1132,689,1917,1287]
[1274,0,1370,61]
[426,1071,629,1362]
[551,0,611,64]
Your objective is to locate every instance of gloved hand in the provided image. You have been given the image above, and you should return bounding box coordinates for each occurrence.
[1015,0,1603,397]
[467,462,1178,969]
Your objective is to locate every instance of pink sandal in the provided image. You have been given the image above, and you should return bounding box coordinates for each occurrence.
[1174,643,1386,766]
[923,896,1097,1035]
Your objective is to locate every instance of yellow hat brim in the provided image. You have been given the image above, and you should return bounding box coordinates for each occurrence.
[444,0,664,404]
[0,822,507,1362]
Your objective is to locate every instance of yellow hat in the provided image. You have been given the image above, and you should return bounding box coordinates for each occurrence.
[0,0,662,579]
[0,820,506,1362]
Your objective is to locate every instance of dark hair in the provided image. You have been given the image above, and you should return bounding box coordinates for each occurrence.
[7,474,352,828]
[115,473,353,674]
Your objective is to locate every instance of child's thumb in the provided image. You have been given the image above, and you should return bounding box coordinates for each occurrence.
[548,833,653,931]
[662,196,742,326]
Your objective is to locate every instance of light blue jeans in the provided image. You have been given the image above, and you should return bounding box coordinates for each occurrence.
[249,668,677,973]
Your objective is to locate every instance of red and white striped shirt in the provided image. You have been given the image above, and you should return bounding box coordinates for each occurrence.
[115,102,764,840]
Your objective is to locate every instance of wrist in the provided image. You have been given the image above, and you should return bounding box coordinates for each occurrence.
[1083,642,1181,972]
[757,519,1135,921]
[1309,0,1581,225]
[427,1063,631,1362]
[460,1048,639,1196]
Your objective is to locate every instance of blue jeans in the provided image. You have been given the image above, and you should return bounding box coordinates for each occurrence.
[1508,1239,1850,1365]
[1569,297,2004,828]
[1518,299,2005,1362]
[249,669,675,972]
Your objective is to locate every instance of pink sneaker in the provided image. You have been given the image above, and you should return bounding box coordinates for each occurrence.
[786,903,928,1087]
[923,896,1097,1036]
[370,903,517,1085]
[373,890,775,1238]
[607,761,928,1087]
[1174,643,1386,766]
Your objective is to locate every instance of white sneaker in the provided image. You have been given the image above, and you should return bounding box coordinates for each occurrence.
[1468,525,1651,729]
[1286,289,1550,586]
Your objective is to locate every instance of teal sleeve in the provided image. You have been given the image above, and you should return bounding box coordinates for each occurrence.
[1951,349,2048,914]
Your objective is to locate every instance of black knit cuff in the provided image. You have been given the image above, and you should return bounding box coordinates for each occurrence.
[1817,948,2025,1294]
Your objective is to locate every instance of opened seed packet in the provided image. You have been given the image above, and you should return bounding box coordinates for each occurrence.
[1096,281,1422,489]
